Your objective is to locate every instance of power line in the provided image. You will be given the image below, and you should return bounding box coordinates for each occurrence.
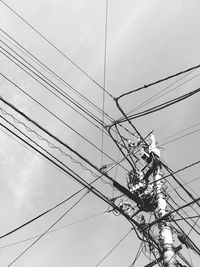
[0,0,114,99]
[0,73,129,172]
[165,180,200,231]
[168,175,200,194]
[1,117,163,257]
[149,196,200,228]
[0,40,134,152]
[0,108,131,189]
[0,187,85,240]
[100,0,109,166]
[159,121,200,143]
[0,28,114,120]
[160,128,200,146]
[0,211,107,250]
[95,228,133,266]
[124,70,200,117]
[118,86,200,123]
[117,63,200,100]
[0,102,99,179]
[0,121,139,227]
[0,94,130,178]
[7,191,89,267]
[172,215,200,222]
[0,27,136,138]
[149,159,200,185]
[0,43,106,128]
[128,241,143,266]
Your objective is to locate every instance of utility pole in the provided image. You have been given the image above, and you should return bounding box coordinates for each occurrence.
[110,128,179,266]
[153,137,177,267]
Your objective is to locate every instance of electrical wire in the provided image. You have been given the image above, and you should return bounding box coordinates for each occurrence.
[0,27,135,138]
[100,0,108,166]
[0,44,105,129]
[0,121,140,227]
[148,196,200,228]
[168,198,200,243]
[117,63,200,100]
[160,128,200,146]
[0,210,107,250]
[0,0,114,99]
[0,74,129,172]
[173,215,200,222]
[117,86,200,123]
[0,94,130,181]
[166,181,200,231]
[167,176,200,194]
[0,108,99,178]
[0,28,115,122]
[3,94,164,258]
[128,241,143,266]
[124,70,200,117]
[0,110,133,195]
[95,228,133,266]
[0,106,130,184]
[149,159,200,185]
[7,190,89,267]
[158,120,200,143]
[0,45,131,151]
[163,163,200,207]
[0,188,84,240]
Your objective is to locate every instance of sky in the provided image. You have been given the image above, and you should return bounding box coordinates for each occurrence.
[0,0,200,266]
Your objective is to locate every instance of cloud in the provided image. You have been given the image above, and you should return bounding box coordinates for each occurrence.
[7,154,45,209]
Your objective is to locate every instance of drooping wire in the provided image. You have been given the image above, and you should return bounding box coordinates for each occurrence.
[7,191,89,267]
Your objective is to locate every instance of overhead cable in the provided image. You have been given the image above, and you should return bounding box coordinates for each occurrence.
[117,63,200,100]
[0,122,139,227]
[0,46,105,129]
[101,0,109,166]
[0,0,114,99]
[117,86,200,123]
[7,191,89,267]
[0,27,135,137]
[95,228,133,266]
[160,128,200,146]
[124,70,200,118]
[0,28,113,120]
[0,211,107,250]
[0,74,128,172]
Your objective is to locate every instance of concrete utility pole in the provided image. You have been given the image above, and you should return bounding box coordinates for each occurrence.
[154,155,177,266]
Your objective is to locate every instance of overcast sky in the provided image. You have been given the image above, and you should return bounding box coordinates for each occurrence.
[0,1,200,266]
